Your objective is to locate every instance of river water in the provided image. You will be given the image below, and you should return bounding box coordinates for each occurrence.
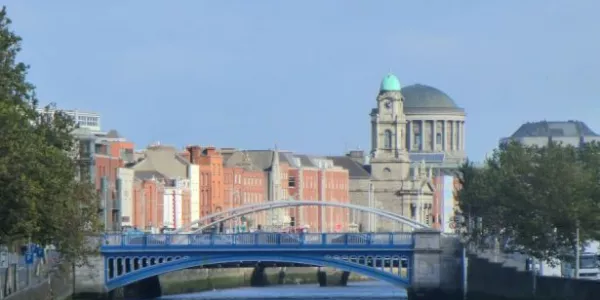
[158,281,407,299]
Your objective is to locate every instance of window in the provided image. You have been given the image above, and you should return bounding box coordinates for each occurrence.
[436,133,442,145]
[414,134,422,149]
[383,168,391,179]
[384,130,393,149]
[288,176,296,187]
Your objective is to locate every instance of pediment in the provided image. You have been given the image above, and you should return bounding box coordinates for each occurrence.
[396,178,435,196]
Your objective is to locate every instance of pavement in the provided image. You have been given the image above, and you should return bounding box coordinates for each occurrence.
[1,249,60,292]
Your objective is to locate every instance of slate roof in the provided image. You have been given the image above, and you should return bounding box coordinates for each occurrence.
[326,156,371,179]
[134,170,168,181]
[128,145,190,179]
[510,121,600,138]
[225,150,275,171]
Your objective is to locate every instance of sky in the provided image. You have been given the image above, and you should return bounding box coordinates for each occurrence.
[3,1,599,161]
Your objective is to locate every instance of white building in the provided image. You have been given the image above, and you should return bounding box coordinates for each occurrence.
[37,108,102,132]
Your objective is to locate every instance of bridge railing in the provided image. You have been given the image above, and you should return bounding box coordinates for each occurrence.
[101,232,413,248]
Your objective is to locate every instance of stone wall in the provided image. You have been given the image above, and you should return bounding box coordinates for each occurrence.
[72,256,105,295]
[3,268,72,300]
[468,255,600,300]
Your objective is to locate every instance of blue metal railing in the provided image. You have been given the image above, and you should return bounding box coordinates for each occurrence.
[101,232,414,248]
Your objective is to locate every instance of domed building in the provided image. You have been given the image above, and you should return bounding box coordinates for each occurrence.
[401,84,466,169]
[330,73,467,232]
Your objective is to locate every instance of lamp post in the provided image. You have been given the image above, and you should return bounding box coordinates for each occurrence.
[229,189,241,233]
[368,182,374,232]
[575,221,580,279]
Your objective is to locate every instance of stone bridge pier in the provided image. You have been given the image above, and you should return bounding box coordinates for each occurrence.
[408,229,463,300]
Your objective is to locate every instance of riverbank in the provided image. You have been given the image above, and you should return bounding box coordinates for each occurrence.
[67,267,372,299]
[160,267,372,296]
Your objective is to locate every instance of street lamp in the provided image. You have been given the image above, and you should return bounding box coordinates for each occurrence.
[368,182,374,232]
[229,189,241,233]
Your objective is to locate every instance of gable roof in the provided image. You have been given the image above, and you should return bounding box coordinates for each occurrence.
[128,145,190,179]
[326,156,371,179]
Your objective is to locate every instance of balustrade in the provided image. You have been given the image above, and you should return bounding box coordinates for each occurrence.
[102,232,414,248]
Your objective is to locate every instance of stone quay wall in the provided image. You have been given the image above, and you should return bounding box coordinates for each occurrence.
[468,255,600,300]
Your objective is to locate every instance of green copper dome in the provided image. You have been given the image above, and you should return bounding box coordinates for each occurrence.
[380,73,401,91]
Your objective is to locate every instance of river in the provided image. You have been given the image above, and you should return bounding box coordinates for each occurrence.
[157,281,407,299]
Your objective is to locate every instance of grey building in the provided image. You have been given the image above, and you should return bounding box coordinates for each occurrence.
[500,120,600,147]
[329,74,468,231]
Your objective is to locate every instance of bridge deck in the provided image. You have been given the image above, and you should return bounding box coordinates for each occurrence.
[101,232,414,251]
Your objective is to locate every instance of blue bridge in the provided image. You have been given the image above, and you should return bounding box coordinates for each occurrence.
[99,201,464,299]
[102,232,414,290]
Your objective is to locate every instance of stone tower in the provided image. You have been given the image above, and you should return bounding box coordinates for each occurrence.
[366,73,434,231]
[370,73,411,180]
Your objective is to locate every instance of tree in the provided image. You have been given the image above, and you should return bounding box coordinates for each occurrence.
[0,6,101,264]
[456,140,600,263]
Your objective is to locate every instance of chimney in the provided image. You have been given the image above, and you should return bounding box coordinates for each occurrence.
[204,146,217,155]
[186,145,202,164]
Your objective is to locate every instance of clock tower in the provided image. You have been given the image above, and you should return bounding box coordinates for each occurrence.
[370,73,410,180]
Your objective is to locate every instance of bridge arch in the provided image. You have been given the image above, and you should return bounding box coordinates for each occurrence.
[105,253,411,291]
[175,200,429,234]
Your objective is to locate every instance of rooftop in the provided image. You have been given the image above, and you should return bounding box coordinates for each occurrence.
[401,84,463,113]
[510,121,599,138]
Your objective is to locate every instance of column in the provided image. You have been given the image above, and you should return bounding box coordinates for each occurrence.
[459,121,463,151]
[419,120,423,151]
[458,122,462,151]
[407,121,413,151]
[461,121,465,151]
[432,120,437,152]
[395,121,401,154]
[453,121,458,151]
[442,120,447,151]
[449,121,453,151]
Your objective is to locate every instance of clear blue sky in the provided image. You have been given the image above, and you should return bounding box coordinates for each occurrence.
[4,1,599,161]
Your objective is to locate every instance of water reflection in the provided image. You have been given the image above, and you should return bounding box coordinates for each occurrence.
[158,281,407,299]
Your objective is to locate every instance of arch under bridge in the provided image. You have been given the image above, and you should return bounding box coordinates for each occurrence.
[173,200,430,234]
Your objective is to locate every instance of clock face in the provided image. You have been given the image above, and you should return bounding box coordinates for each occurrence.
[384,100,392,109]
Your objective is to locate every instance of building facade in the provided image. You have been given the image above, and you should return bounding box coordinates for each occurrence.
[222,151,267,229]
[330,73,469,231]
[73,127,129,232]
[223,148,350,232]
[37,108,102,132]
[402,83,466,230]
[120,144,198,231]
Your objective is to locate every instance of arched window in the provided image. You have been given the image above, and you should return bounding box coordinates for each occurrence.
[383,167,392,178]
[384,130,393,149]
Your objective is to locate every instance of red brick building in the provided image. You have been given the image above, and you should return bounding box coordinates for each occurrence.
[223,149,350,232]
[186,146,225,217]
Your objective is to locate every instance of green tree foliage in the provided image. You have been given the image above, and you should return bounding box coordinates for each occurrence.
[0,7,101,264]
[457,140,600,262]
